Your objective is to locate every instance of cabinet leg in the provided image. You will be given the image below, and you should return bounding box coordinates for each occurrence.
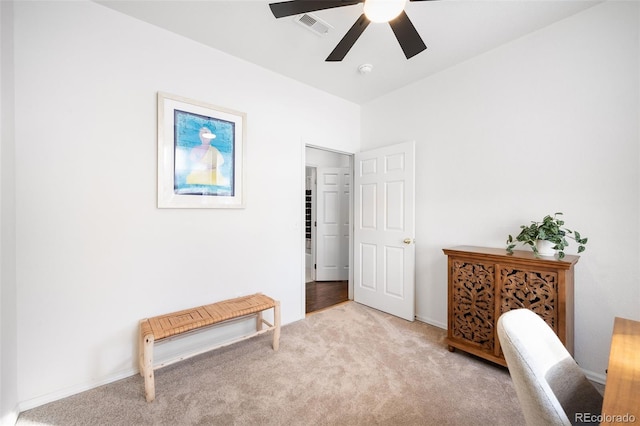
[447,345,455,352]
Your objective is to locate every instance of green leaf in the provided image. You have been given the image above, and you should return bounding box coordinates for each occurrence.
[578,245,585,253]
[558,251,566,259]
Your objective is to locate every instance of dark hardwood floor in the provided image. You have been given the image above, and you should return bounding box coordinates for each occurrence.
[305,280,349,314]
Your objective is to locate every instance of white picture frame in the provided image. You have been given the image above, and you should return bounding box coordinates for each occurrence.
[157,92,245,208]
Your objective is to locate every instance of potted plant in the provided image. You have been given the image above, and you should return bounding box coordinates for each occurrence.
[506,212,588,259]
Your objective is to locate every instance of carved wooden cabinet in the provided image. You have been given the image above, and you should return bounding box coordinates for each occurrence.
[443,246,579,367]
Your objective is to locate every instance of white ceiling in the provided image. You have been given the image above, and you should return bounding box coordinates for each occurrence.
[97,0,602,104]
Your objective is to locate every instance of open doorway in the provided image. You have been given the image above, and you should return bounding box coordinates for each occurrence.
[305,146,352,313]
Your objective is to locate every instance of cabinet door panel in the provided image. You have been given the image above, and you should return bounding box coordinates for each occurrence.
[499,267,559,330]
[450,259,495,353]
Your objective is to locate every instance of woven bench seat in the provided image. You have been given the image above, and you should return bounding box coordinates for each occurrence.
[139,293,280,402]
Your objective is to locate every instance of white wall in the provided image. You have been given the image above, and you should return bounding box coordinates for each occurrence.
[12,0,360,409]
[362,1,639,381]
[0,0,19,424]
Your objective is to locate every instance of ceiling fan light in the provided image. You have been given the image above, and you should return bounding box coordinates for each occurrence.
[363,0,406,23]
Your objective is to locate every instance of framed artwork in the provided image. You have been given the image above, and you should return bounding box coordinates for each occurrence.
[157,92,245,208]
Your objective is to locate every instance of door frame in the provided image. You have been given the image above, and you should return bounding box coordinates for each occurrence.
[302,144,354,317]
[305,166,317,283]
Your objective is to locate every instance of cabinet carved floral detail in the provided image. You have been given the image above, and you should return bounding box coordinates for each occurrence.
[450,261,495,353]
[500,268,558,329]
[444,246,578,367]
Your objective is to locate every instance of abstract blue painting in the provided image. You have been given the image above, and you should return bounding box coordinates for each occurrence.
[173,109,235,196]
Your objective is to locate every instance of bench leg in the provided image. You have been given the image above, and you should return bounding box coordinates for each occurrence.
[142,334,155,402]
[273,301,281,351]
[138,328,144,377]
[256,311,263,332]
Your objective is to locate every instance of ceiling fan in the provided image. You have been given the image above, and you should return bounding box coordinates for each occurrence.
[268,0,437,62]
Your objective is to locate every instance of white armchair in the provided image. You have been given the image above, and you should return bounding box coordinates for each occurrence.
[497,309,603,425]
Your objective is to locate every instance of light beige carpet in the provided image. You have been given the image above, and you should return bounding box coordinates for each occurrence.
[17,301,525,425]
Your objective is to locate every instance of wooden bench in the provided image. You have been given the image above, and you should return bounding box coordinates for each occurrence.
[139,293,280,402]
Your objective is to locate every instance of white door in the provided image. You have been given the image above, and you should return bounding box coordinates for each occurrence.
[316,167,350,281]
[354,141,415,321]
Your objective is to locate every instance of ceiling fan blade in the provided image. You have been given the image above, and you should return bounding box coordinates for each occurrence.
[388,10,427,59]
[326,13,371,62]
[269,0,363,19]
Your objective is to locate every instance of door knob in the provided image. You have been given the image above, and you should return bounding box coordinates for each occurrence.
[403,238,413,245]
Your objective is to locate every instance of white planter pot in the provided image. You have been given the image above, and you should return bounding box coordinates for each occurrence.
[536,239,557,256]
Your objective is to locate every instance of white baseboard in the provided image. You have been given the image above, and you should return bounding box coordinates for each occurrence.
[583,369,606,385]
[17,368,137,414]
[1,406,19,426]
[415,314,447,330]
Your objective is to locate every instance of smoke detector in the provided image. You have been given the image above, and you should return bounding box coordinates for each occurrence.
[294,13,333,36]
[358,64,373,74]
